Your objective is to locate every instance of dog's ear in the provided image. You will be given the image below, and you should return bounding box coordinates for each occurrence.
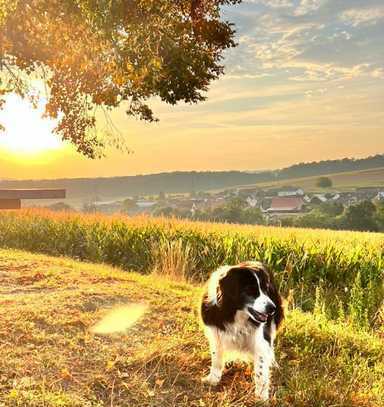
[218,268,240,303]
[264,266,284,328]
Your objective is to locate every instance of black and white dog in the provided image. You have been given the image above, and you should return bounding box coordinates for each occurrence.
[200,261,283,401]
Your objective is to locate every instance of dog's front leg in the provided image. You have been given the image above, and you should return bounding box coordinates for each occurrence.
[254,352,272,401]
[202,328,224,385]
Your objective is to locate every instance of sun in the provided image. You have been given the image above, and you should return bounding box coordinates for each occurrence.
[0,94,63,155]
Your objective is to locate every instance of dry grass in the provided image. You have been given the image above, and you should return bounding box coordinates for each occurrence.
[150,239,194,282]
[0,249,384,406]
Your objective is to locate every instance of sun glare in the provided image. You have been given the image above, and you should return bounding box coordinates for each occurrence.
[0,94,63,155]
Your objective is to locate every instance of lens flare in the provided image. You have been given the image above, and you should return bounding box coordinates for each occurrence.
[90,304,148,335]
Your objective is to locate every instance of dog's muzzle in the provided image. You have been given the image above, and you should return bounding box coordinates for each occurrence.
[247,307,268,323]
[247,302,276,323]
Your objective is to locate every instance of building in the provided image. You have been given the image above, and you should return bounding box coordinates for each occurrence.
[277,187,305,197]
[0,189,66,209]
[266,196,305,213]
[310,194,328,204]
[93,200,123,214]
[246,196,258,208]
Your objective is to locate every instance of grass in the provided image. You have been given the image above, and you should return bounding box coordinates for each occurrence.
[0,248,383,406]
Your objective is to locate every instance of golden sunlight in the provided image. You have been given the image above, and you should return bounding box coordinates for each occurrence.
[0,94,63,155]
[90,304,148,335]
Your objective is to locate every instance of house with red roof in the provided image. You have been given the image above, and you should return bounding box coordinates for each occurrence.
[266,196,305,213]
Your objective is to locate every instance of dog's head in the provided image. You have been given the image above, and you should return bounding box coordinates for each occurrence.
[215,262,277,324]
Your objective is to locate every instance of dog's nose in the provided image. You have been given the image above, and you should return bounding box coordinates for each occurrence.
[265,302,276,315]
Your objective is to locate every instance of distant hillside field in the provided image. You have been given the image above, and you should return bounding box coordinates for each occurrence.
[0,249,383,406]
[233,166,384,192]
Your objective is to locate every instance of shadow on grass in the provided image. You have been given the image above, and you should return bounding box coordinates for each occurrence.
[90,316,383,407]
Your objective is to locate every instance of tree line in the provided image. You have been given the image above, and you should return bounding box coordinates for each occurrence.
[155,198,384,233]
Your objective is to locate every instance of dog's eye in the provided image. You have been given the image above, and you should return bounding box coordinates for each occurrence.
[245,286,259,296]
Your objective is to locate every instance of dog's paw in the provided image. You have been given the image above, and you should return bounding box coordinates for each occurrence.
[202,373,221,386]
[255,388,269,403]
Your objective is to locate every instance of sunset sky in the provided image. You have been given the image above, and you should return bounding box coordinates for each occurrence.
[0,0,383,180]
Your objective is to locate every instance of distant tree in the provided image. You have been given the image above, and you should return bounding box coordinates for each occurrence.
[374,201,384,232]
[294,212,333,230]
[281,200,381,232]
[0,0,240,157]
[316,177,333,188]
[318,202,344,217]
[47,202,74,212]
[153,206,185,218]
[340,201,378,232]
[278,155,384,179]
[241,207,264,225]
[122,198,137,212]
[207,198,264,225]
[280,217,295,227]
[215,197,246,223]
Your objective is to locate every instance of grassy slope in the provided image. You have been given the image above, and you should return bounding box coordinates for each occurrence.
[0,249,383,407]
[216,167,384,193]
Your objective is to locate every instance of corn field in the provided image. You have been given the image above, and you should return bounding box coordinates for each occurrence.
[0,209,383,329]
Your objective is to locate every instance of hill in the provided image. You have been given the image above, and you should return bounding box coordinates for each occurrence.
[1,248,383,406]
[233,166,384,192]
[1,154,384,205]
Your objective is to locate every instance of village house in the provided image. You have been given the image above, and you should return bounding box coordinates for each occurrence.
[277,187,305,197]
[136,200,157,211]
[309,194,328,205]
[92,200,123,214]
[266,196,305,213]
[246,196,258,208]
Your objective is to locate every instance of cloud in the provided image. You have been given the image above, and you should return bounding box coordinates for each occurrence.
[225,73,272,79]
[340,6,384,27]
[287,62,376,82]
[245,0,294,8]
[294,0,325,16]
[224,1,384,83]
[371,68,384,79]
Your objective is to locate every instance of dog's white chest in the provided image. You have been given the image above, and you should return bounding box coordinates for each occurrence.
[222,324,255,353]
[220,311,263,356]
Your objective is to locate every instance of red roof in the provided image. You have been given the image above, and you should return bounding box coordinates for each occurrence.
[269,197,304,212]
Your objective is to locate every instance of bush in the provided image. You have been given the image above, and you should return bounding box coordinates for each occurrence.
[339,201,378,232]
[318,202,344,217]
[316,177,333,188]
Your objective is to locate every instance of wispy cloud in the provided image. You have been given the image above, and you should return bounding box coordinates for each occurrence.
[371,68,384,79]
[294,0,325,16]
[340,6,384,27]
[245,0,294,8]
